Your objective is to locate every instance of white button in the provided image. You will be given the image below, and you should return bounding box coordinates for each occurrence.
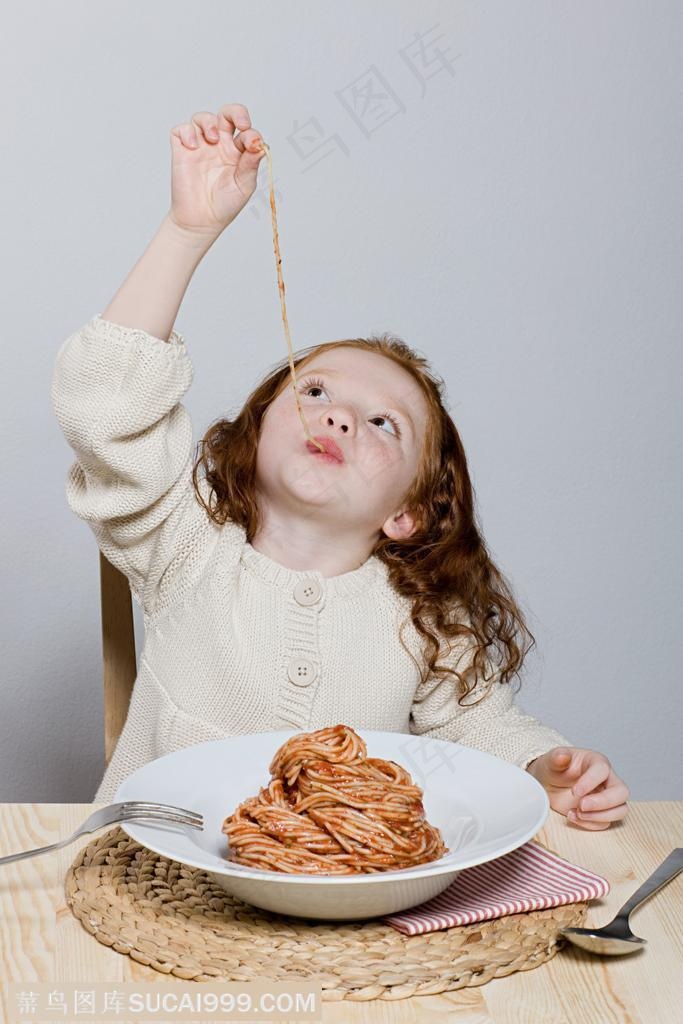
[287,657,318,687]
[293,578,321,606]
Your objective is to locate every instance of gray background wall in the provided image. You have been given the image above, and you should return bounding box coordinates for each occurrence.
[1,0,680,801]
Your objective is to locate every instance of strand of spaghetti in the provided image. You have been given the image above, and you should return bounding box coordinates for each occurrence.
[285,758,418,812]
[294,776,424,817]
[276,727,366,762]
[259,141,325,453]
[269,725,367,781]
[307,809,413,854]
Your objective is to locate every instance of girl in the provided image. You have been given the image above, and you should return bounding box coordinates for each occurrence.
[51,102,630,830]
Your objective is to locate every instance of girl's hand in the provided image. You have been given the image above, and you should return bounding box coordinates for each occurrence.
[168,102,266,241]
[527,747,630,830]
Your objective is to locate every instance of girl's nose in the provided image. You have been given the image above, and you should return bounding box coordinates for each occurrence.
[322,409,354,433]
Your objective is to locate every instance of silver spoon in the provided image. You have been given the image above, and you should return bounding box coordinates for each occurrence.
[559,847,683,955]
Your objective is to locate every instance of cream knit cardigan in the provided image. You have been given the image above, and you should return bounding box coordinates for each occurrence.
[51,315,572,802]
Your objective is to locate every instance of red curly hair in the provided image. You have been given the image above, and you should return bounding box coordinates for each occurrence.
[191,334,535,705]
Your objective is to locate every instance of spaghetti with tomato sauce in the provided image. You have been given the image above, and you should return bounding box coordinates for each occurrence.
[221,725,449,874]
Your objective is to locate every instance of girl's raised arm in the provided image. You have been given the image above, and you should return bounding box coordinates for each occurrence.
[51,103,265,616]
[101,102,266,340]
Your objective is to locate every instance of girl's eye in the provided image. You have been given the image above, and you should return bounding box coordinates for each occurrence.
[370,413,402,438]
[300,378,327,400]
[298,376,402,439]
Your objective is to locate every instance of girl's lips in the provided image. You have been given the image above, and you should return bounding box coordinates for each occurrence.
[306,436,344,463]
[307,448,344,465]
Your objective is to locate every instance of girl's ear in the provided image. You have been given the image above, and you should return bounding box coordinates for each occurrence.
[382,509,420,541]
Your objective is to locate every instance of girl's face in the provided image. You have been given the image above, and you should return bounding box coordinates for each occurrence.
[255,347,429,541]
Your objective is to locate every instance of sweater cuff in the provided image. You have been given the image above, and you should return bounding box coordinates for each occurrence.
[91,313,186,349]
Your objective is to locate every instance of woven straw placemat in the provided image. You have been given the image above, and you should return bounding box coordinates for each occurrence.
[64,826,587,1002]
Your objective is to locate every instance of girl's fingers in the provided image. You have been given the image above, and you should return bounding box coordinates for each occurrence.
[172,105,257,152]
[569,817,611,831]
[217,102,252,137]
[191,112,221,144]
[578,781,630,814]
[171,124,200,149]
[572,802,629,824]
[189,116,262,156]
[233,127,264,153]
[572,759,611,798]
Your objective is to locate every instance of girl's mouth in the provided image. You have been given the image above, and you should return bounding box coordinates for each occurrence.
[306,446,344,465]
[305,436,345,464]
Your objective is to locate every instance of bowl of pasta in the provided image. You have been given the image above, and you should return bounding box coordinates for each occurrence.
[114,724,549,921]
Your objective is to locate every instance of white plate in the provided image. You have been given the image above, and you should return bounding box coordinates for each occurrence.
[115,729,549,921]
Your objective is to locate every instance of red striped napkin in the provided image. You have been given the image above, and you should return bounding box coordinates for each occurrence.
[382,841,610,935]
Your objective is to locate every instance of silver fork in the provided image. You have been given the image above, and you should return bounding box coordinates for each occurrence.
[0,801,204,867]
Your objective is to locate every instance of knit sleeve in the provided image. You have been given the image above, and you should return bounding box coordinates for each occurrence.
[409,636,573,770]
[51,314,212,616]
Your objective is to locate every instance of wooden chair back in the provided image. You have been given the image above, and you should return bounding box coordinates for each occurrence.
[99,552,137,766]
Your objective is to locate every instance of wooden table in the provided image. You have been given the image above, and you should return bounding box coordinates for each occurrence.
[1,802,681,1023]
